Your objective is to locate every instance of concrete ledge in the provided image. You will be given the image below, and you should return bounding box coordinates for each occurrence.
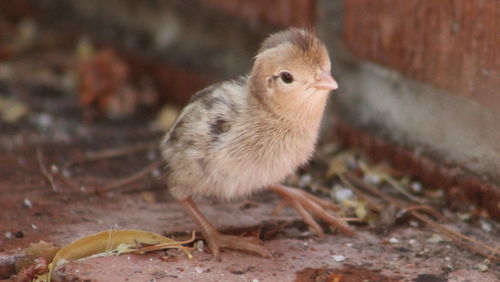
[333,61,500,186]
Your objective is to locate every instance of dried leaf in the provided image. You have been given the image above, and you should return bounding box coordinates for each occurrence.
[0,97,29,123]
[47,229,194,281]
[328,273,344,282]
[326,152,353,178]
[341,199,367,221]
[359,162,429,204]
[153,104,179,130]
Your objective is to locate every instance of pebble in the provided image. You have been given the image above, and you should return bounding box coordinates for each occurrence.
[194,266,203,274]
[409,220,419,227]
[389,237,399,244]
[479,219,492,232]
[410,182,423,193]
[332,255,346,262]
[332,185,354,202]
[426,234,444,244]
[23,198,33,208]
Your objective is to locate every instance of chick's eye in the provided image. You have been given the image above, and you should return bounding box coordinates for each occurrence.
[280,72,294,84]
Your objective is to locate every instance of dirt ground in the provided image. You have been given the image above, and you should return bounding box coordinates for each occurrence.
[1,53,499,281]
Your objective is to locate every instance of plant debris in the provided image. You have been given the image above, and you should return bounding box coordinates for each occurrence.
[77,47,158,120]
[0,97,29,123]
[27,229,196,281]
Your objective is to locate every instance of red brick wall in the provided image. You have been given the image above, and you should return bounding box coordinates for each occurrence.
[343,0,500,111]
[198,0,316,27]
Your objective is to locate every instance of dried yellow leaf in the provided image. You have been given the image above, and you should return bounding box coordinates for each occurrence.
[47,229,194,281]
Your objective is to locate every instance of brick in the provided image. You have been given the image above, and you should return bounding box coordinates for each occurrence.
[198,0,316,27]
[343,0,500,111]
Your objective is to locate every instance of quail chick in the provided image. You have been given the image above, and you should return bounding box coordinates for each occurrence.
[161,28,353,258]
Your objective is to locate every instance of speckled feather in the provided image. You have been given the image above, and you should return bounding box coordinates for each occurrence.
[161,29,333,201]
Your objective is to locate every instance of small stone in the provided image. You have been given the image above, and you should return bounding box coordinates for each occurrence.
[251,279,259,282]
[409,220,419,227]
[194,240,204,253]
[23,198,32,208]
[389,237,399,244]
[332,185,354,202]
[4,231,12,239]
[298,174,312,187]
[34,113,53,128]
[410,182,423,193]
[479,219,492,232]
[152,168,161,178]
[50,164,59,173]
[194,266,203,274]
[474,262,489,272]
[332,255,345,262]
[426,234,444,244]
[363,172,381,184]
[408,239,417,245]
[31,224,37,230]
[14,231,24,238]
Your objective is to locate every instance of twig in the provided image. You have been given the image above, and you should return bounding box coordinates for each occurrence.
[359,163,431,204]
[338,175,384,212]
[53,172,84,192]
[63,141,159,168]
[98,160,163,192]
[342,172,500,261]
[36,149,58,192]
[130,231,196,253]
[401,205,447,222]
[412,212,499,261]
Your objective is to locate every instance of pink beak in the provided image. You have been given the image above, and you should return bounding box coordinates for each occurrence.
[312,71,338,91]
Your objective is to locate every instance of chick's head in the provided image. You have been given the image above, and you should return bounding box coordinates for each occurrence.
[250,28,337,118]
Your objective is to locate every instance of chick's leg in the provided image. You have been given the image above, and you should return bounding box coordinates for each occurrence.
[179,197,271,258]
[269,185,354,236]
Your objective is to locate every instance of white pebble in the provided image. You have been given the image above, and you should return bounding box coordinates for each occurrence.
[479,220,492,232]
[333,186,354,202]
[389,237,399,244]
[194,266,203,274]
[23,198,32,208]
[332,255,345,262]
[363,173,381,184]
[50,164,59,173]
[411,182,423,193]
[409,220,419,227]
[4,231,12,239]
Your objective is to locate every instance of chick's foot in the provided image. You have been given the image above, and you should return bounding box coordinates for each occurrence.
[179,197,271,258]
[203,231,271,259]
[269,185,354,236]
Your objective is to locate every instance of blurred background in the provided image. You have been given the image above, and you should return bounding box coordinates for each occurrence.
[0,1,498,216]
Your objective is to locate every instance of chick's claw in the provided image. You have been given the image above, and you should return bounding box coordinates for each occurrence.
[269,185,354,236]
[179,197,271,259]
[204,231,272,259]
